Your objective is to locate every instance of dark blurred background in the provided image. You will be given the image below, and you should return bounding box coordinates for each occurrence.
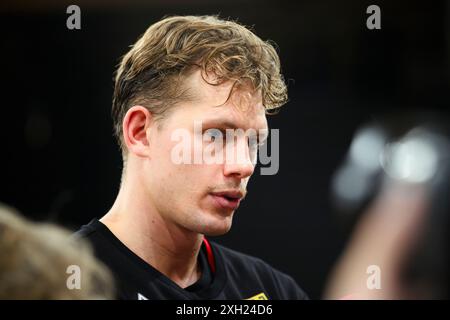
[0,0,448,299]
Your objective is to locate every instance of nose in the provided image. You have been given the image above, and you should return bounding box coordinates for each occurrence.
[223,137,255,179]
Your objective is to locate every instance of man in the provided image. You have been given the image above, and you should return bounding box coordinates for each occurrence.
[75,15,308,300]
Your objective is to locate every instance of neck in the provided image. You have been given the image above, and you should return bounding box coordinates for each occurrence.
[100,170,204,288]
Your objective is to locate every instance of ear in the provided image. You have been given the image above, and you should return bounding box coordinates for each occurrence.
[122,106,154,158]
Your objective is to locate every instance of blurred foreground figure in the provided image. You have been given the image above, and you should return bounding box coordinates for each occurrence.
[326,113,449,299]
[0,204,114,299]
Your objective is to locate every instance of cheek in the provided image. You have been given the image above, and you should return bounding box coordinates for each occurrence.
[152,132,223,202]
[242,177,250,189]
[154,146,201,194]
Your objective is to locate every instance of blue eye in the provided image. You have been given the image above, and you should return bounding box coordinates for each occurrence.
[206,129,223,141]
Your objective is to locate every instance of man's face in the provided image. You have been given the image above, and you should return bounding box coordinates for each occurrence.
[143,70,268,236]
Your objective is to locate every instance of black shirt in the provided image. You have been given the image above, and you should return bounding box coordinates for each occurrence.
[74,219,308,300]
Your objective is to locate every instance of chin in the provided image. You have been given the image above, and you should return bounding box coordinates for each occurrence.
[198,213,234,236]
[203,225,232,236]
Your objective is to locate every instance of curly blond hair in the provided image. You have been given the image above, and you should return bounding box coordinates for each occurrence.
[112,15,287,152]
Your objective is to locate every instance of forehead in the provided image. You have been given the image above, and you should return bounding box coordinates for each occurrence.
[178,69,268,131]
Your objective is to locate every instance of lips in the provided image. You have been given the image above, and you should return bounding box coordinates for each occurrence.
[210,190,244,210]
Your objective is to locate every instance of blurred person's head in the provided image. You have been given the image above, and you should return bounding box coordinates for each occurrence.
[0,204,114,299]
[111,15,286,236]
[326,114,449,299]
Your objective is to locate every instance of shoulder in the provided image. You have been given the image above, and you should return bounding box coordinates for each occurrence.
[211,241,309,300]
[72,219,98,240]
[71,220,115,256]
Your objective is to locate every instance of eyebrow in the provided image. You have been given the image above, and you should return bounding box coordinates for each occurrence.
[202,119,240,130]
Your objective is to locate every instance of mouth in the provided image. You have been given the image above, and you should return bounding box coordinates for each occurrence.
[209,190,244,210]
